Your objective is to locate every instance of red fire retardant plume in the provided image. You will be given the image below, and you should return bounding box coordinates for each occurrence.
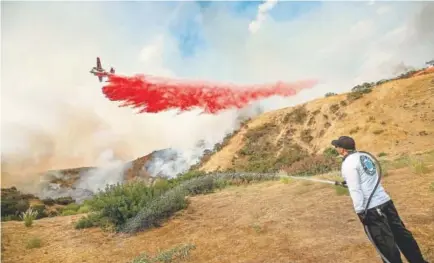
[102,74,318,114]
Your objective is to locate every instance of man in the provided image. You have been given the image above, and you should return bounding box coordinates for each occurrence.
[331,136,428,263]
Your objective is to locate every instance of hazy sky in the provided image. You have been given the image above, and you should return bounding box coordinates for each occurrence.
[1,1,433,169]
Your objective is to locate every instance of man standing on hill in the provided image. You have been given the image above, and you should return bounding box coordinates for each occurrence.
[331,136,428,263]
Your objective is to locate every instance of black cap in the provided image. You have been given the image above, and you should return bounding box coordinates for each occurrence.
[331,136,356,150]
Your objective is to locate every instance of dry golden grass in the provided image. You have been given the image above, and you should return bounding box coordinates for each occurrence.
[200,72,434,172]
[2,161,433,263]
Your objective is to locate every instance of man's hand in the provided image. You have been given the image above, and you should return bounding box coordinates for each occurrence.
[334,180,347,188]
[357,212,370,225]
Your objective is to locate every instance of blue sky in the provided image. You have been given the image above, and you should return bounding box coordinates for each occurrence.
[169,1,322,58]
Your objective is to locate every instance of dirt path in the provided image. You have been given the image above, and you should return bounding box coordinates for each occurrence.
[2,167,434,263]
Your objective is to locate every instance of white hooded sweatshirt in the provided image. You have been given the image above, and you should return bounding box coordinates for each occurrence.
[341,151,391,213]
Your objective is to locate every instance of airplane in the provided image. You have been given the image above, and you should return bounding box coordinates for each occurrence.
[89,57,115,82]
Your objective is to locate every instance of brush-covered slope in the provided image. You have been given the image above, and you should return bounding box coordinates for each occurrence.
[2,152,433,263]
[198,73,434,173]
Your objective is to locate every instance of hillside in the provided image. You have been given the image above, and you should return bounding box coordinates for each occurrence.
[2,151,434,263]
[198,72,434,172]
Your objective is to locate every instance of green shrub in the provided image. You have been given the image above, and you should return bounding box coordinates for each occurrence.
[26,237,42,249]
[283,106,308,124]
[77,181,171,231]
[31,204,47,219]
[323,147,339,157]
[280,176,293,184]
[351,83,373,93]
[378,152,388,157]
[325,92,337,97]
[1,215,20,221]
[77,205,90,214]
[335,185,349,196]
[347,91,364,101]
[120,185,188,233]
[1,188,30,218]
[284,155,341,177]
[47,210,59,217]
[300,129,314,143]
[54,197,75,205]
[349,127,360,134]
[42,198,55,206]
[131,244,196,263]
[409,158,430,174]
[61,210,78,216]
[64,203,80,212]
[20,207,38,227]
[75,213,101,229]
[373,129,384,135]
[329,104,339,113]
[167,171,207,187]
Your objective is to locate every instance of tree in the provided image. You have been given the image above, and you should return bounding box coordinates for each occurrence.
[325,92,337,97]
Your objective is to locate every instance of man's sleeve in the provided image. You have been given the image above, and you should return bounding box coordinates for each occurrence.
[342,161,365,213]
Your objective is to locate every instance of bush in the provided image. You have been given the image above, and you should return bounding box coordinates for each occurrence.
[120,185,189,233]
[75,213,101,229]
[378,152,388,157]
[335,185,349,196]
[347,91,364,101]
[283,106,308,124]
[54,197,75,205]
[284,155,341,177]
[31,204,48,219]
[81,181,170,230]
[329,104,339,113]
[26,237,42,249]
[1,215,20,221]
[42,198,55,206]
[168,171,207,187]
[325,92,337,97]
[131,244,196,263]
[373,129,384,135]
[349,127,360,134]
[64,203,81,212]
[352,83,374,93]
[20,207,38,227]
[300,130,313,143]
[1,188,30,218]
[323,147,339,157]
[77,205,90,214]
[409,158,430,174]
[62,210,78,216]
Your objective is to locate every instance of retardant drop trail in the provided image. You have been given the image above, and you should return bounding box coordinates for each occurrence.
[102,74,318,114]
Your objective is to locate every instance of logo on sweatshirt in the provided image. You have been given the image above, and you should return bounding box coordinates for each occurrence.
[360,155,376,176]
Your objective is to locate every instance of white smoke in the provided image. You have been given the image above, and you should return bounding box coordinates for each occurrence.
[74,149,130,193]
[249,0,278,34]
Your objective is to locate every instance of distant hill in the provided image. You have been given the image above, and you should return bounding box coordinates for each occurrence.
[196,72,434,173]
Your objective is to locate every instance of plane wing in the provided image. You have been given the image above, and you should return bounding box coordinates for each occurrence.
[97,57,102,70]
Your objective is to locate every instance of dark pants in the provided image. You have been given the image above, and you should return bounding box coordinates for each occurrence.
[360,200,428,263]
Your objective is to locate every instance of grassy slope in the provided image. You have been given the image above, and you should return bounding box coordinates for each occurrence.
[2,152,434,263]
[199,72,434,172]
